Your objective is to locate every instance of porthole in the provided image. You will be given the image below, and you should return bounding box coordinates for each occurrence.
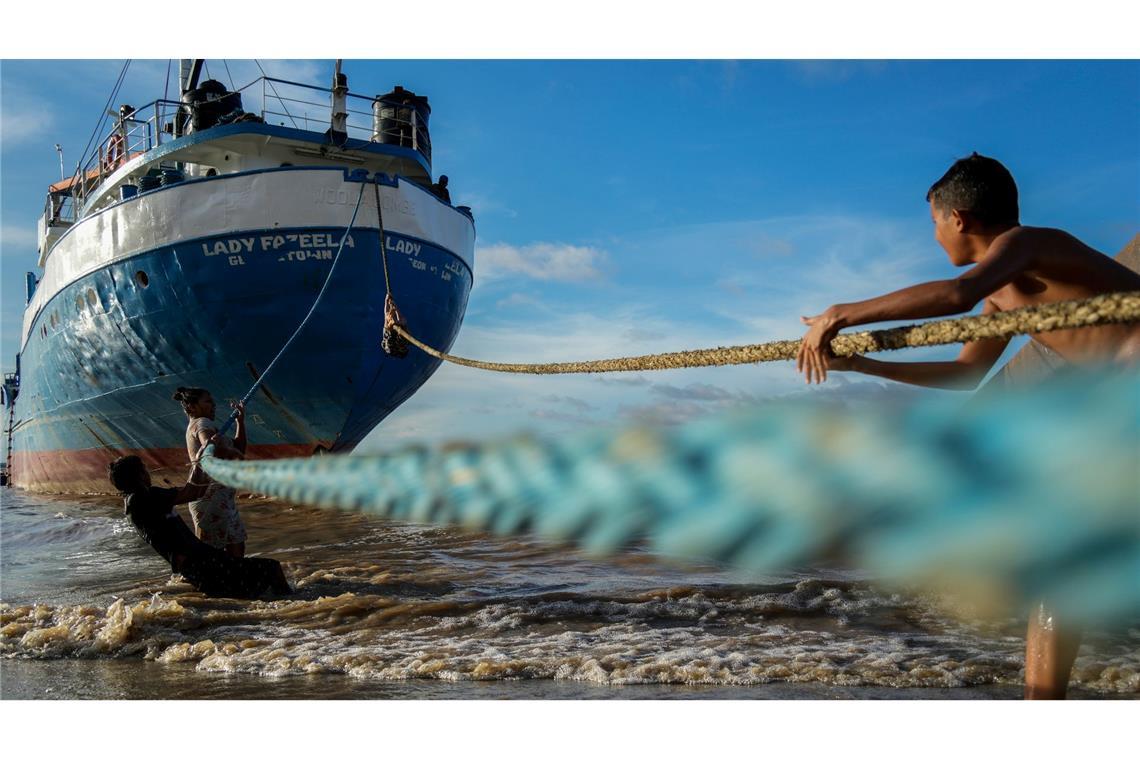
[206,168,218,177]
[76,295,84,313]
[87,288,98,307]
[135,271,149,288]
[50,313,58,329]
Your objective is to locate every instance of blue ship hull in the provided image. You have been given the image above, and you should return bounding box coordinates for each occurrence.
[13,222,471,492]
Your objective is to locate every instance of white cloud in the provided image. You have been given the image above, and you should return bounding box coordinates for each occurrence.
[221,60,329,120]
[451,300,747,366]
[0,92,56,147]
[775,375,942,409]
[476,242,609,284]
[539,394,594,412]
[236,60,326,87]
[622,327,665,342]
[650,382,739,402]
[529,408,594,425]
[596,375,652,387]
[745,233,796,258]
[790,61,888,86]
[617,399,706,426]
[1,225,37,254]
[621,213,948,343]
[495,293,546,310]
[459,191,518,219]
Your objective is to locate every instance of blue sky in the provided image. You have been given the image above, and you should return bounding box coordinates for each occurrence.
[2,59,1138,448]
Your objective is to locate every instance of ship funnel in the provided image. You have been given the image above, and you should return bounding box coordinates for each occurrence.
[182,80,243,134]
[371,86,432,164]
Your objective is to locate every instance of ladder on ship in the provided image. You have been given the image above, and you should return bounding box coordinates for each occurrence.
[2,372,18,488]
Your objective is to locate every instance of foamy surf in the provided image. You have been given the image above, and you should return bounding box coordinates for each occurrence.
[3,583,1137,693]
[2,490,1137,697]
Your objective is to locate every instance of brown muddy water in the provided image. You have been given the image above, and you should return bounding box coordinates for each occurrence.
[2,488,1137,699]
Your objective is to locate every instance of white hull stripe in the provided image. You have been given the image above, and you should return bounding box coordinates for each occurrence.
[23,168,475,348]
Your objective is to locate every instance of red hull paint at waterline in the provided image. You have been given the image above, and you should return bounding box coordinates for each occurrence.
[9,69,474,494]
[13,443,320,494]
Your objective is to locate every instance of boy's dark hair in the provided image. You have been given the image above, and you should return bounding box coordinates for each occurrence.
[926,152,1020,226]
[172,386,208,410]
[108,455,146,493]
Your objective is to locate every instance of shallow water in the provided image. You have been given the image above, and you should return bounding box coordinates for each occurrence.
[2,488,1137,699]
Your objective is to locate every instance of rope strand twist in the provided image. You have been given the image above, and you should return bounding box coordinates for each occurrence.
[394,290,1140,374]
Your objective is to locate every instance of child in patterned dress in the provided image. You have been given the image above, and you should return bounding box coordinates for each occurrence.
[172,387,248,558]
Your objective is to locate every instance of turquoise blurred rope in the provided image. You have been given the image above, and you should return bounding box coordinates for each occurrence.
[200,370,1139,623]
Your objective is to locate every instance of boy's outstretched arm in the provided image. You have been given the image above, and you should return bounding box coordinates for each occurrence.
[797,229,1035,383]
[805,299,1011,388]
[798,279,969,383]
[828,310,1011,389]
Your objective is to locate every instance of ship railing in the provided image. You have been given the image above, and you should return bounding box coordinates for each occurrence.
[72,99,184,207]
[72,75,432,209]
[43,191,78,226]
[250,76,431,163]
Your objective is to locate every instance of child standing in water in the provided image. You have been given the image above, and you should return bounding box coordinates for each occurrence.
[794,153,1140,699]
[172,387,248,558]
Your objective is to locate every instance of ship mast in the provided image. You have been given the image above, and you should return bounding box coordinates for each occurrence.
[329,59,348,145]
[175,59,204,138]
[179,59,204,95]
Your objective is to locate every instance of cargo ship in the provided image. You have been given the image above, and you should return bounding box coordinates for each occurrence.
[3,60,475,492]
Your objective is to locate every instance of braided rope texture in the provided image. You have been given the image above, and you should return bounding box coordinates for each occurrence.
[395,291,1140,374]
[202,370,1139,623]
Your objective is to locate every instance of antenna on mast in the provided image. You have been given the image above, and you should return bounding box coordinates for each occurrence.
[328,59,349,146]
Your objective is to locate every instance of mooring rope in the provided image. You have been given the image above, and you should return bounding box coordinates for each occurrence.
[201,370,1139,622]
[393,290,1140,374]
[214,181,369,439]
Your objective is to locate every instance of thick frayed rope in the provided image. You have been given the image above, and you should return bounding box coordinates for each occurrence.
[394,291,1140,374]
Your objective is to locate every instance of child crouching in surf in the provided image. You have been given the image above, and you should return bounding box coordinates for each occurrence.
[109,455,291,599]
